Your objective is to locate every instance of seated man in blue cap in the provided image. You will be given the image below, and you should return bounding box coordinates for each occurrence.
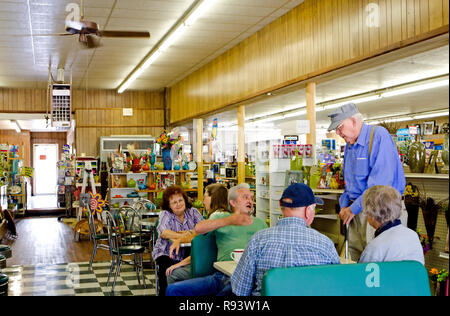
[231,183,341,296]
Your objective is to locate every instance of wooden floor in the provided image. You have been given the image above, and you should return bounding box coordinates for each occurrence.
[2,216,113,266]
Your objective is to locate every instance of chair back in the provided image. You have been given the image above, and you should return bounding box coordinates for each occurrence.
[260,260,431,296]
[104,211,121,253]
[118,206,143,245]
[190,232,217,278]
[132,199,155,211]
[86,206,99,241]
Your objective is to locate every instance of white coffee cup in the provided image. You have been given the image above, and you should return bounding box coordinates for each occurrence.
[230,249,244,263]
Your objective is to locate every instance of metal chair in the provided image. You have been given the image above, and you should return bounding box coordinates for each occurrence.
[104,210,146,294]
[86,206,111,271]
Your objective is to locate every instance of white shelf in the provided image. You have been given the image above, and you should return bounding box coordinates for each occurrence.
[315,214,339,220]
[76,183,101,187]
[439,252,449,260]
[312,188,345,194]
[405,173,449,180]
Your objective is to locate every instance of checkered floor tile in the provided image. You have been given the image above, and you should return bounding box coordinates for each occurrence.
[2,261,156,296]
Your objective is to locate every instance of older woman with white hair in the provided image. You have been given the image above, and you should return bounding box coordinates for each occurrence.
[359,185,424,264]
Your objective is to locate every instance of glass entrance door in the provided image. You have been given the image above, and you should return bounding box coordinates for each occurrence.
[33,144,58,195]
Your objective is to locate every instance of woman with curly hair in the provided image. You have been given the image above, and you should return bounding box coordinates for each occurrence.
[152,185,203,296]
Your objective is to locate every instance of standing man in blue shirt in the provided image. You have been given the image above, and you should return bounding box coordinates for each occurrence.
[327,103,407,261]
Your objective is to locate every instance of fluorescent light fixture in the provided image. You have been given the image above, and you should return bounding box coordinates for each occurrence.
[117,0,216,93]
[381,79,448,98]
[141,49,163,70]
[185,0,214,26]
[383,116,413,123]
[254,115,284,124]
[159,24,187,52]
[352,95,381,103]
[118,67,145,93]
[284,109,306,118]
[413,111,449,119]
[10,120,21,133]
[323,94,381,110]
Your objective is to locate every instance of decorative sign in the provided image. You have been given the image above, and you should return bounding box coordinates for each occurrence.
[123,108,133,116]
[90,192,106,215]
[396,128,410,136]
[283,135,298,145]
[20,167,34,178]
[211,118,218,140]
[408,126,418,135]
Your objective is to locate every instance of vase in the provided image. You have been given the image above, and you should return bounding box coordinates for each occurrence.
[405,199,420,231]
[408,142,426,173]
[435,280,449,296]
[422,197,438,248]
[162,147,172,170]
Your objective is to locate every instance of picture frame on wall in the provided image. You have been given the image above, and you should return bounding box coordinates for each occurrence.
[423,121,435,135]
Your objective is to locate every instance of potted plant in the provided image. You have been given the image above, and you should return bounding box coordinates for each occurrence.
[430,268,449,296]
[157,131,181,170]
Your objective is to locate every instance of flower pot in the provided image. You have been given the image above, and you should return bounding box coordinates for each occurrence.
[422,197,438,248]
[131,163,141,173]
[162,147,172,170]
[405,200,420,231]
[435,280,449,296]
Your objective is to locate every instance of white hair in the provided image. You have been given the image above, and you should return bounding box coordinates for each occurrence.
[363,185,402,224]
[351,112,364,122]
[228,183,250,210]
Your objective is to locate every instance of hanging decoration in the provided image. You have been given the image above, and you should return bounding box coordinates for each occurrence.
[89,192,106,216]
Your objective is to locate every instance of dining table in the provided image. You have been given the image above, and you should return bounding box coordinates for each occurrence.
[214,256,356,277]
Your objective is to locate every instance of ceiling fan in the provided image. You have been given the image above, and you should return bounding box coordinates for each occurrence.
[33,1,150,48]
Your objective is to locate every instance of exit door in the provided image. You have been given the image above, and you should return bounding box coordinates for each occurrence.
[33,144,58,195]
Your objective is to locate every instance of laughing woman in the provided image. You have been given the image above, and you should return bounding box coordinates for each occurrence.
[152,185,203,296]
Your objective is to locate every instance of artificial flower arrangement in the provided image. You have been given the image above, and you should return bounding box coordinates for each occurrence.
[416,229,431,255]
[157,130,181,149]
[429,268,449,296]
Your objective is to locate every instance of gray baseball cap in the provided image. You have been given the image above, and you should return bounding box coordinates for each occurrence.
[327,102,360,131]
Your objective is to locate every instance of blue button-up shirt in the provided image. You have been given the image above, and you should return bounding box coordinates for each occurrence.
[340,123,406,215]
[231,217,340,296]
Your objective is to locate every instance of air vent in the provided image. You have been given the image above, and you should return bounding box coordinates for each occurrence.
[51,84,71,128]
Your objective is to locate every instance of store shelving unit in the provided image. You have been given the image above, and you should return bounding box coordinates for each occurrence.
[109,170,197,210]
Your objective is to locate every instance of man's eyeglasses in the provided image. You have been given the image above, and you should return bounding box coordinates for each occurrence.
[336,122,344,133]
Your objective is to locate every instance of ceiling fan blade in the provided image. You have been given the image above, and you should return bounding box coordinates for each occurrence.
[65,20,84,33]
[18,33,74,37]
[98,30,150,38]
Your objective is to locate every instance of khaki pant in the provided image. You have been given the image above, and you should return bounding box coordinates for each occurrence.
[348,201,408,262]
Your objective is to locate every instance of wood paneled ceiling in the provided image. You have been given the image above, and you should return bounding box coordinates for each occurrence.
[0,0,305,90]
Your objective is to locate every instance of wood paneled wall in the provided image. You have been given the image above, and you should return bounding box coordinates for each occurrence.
[30,132,67,158]
[73,89,165,157]
[0,88,165,157]
[169,0,449,124]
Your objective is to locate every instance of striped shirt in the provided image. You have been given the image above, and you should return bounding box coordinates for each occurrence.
[152,208,203,262]
[231,217,340,296]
